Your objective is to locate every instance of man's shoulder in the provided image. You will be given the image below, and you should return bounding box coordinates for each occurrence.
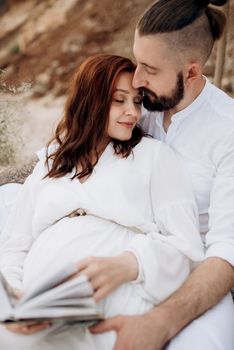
[206,81,234,123]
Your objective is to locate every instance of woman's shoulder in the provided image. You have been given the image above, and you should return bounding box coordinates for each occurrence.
[137,136,173,155]
[29,157,49,181]
[134,137,180,169]
[139,136,161,147]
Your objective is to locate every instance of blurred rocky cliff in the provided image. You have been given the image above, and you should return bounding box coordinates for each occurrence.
[1,0,233,97]
[0,0,155,97]
[0,0,233,167]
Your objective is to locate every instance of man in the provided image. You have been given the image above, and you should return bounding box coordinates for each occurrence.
[90,0,234,349]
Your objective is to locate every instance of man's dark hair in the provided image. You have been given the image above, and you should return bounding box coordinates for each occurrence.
[137,0,227,64]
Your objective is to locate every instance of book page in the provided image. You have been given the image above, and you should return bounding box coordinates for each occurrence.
[16,275,95,317]
[0,273,13,321]
[19,263,78,304]
[14,305,102,321]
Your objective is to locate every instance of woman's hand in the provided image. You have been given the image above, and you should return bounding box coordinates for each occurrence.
[5,288,51,335]
[76,252,139,302]
[5,321,52,335]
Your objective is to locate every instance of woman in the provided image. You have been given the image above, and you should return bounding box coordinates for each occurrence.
[0,54,204,349]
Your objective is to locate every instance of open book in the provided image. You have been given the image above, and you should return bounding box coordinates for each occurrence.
[0,264,103,324]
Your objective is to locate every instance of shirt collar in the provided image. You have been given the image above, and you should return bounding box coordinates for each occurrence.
[170,76,211,122]
[144,76,211,126]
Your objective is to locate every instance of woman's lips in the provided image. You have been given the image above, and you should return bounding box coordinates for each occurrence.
[117,122,134,129]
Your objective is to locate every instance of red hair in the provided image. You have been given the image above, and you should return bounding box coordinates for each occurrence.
[45,54,144,180]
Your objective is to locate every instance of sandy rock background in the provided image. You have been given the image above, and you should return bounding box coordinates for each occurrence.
[0,0,233,168]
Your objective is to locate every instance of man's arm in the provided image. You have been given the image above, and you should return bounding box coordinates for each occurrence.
[0,155,38,185]
[152,257,234,340]
[91,257,234,350]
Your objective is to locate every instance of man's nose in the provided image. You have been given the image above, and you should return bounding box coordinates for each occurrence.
[133,67,146,88]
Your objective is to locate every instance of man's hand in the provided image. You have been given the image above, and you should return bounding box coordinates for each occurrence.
[90,312,169,350]
[91,258,234,350]
[76,252,139,302]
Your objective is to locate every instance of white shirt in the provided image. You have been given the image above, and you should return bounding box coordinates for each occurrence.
[0,139,204,304]
[140,78,234,266]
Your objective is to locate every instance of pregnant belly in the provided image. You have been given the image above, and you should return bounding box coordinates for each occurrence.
[23,215,135,290]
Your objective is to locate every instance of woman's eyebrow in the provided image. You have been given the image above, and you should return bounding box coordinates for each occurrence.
[114,89,141,99]
[115,89,129,94]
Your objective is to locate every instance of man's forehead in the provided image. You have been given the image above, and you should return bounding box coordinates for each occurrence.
[133,30,170,66]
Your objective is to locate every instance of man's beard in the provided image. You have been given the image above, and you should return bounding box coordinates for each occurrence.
[141,72,184,112]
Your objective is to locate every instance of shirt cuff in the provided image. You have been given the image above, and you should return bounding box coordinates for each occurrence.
[124,249,145,284]
[205,242,234,267]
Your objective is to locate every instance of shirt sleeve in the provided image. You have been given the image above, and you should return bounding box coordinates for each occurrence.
[126,143,204,304]
[0,162,44,291]
[206,130,234,266]
[36,144,57,160]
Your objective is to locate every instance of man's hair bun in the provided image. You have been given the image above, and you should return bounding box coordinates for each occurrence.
[209,0,227,5]
[196,0,227,7]
[196,0,210,7]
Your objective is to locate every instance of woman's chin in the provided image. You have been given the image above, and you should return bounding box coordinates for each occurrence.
[112,134,133,142]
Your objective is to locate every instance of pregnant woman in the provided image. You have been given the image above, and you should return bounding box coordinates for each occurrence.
[0,54,203,349]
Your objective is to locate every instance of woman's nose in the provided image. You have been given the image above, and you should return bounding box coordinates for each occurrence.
[125,103,140,119]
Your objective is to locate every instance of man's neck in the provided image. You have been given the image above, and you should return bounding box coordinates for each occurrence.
[163,76,206,132]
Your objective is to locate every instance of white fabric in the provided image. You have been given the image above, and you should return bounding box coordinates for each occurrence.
[0,138,204,348]
[1,294,233,350]
[0,138,203,295]
[0,184,21,236]
[166,293,234,350]
[140,78,234,266]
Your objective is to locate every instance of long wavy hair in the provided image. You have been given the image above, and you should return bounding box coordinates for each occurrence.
[45,54,144,180]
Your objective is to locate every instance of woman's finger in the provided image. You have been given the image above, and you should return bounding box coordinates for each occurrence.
[6,321,51,335]
[6,324,22,333]
[59,258,95,284]
[77,256,96,271]
[89,274,107,291]
[94,285,112,302]
[79,263,103,281]
[22,322,51,334]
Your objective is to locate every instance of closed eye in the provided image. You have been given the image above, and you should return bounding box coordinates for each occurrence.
[142,65,158,75]
[145,68,157,75]
[114,99,124,103]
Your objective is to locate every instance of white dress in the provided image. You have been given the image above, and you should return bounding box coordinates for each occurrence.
[0,137,204,350]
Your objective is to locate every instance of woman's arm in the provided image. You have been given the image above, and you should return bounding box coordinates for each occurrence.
[76,143,204,304]
[123,143,204,304]
[0,160,43,291]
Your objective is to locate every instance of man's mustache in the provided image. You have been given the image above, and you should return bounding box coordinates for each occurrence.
[140,87,157,100]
